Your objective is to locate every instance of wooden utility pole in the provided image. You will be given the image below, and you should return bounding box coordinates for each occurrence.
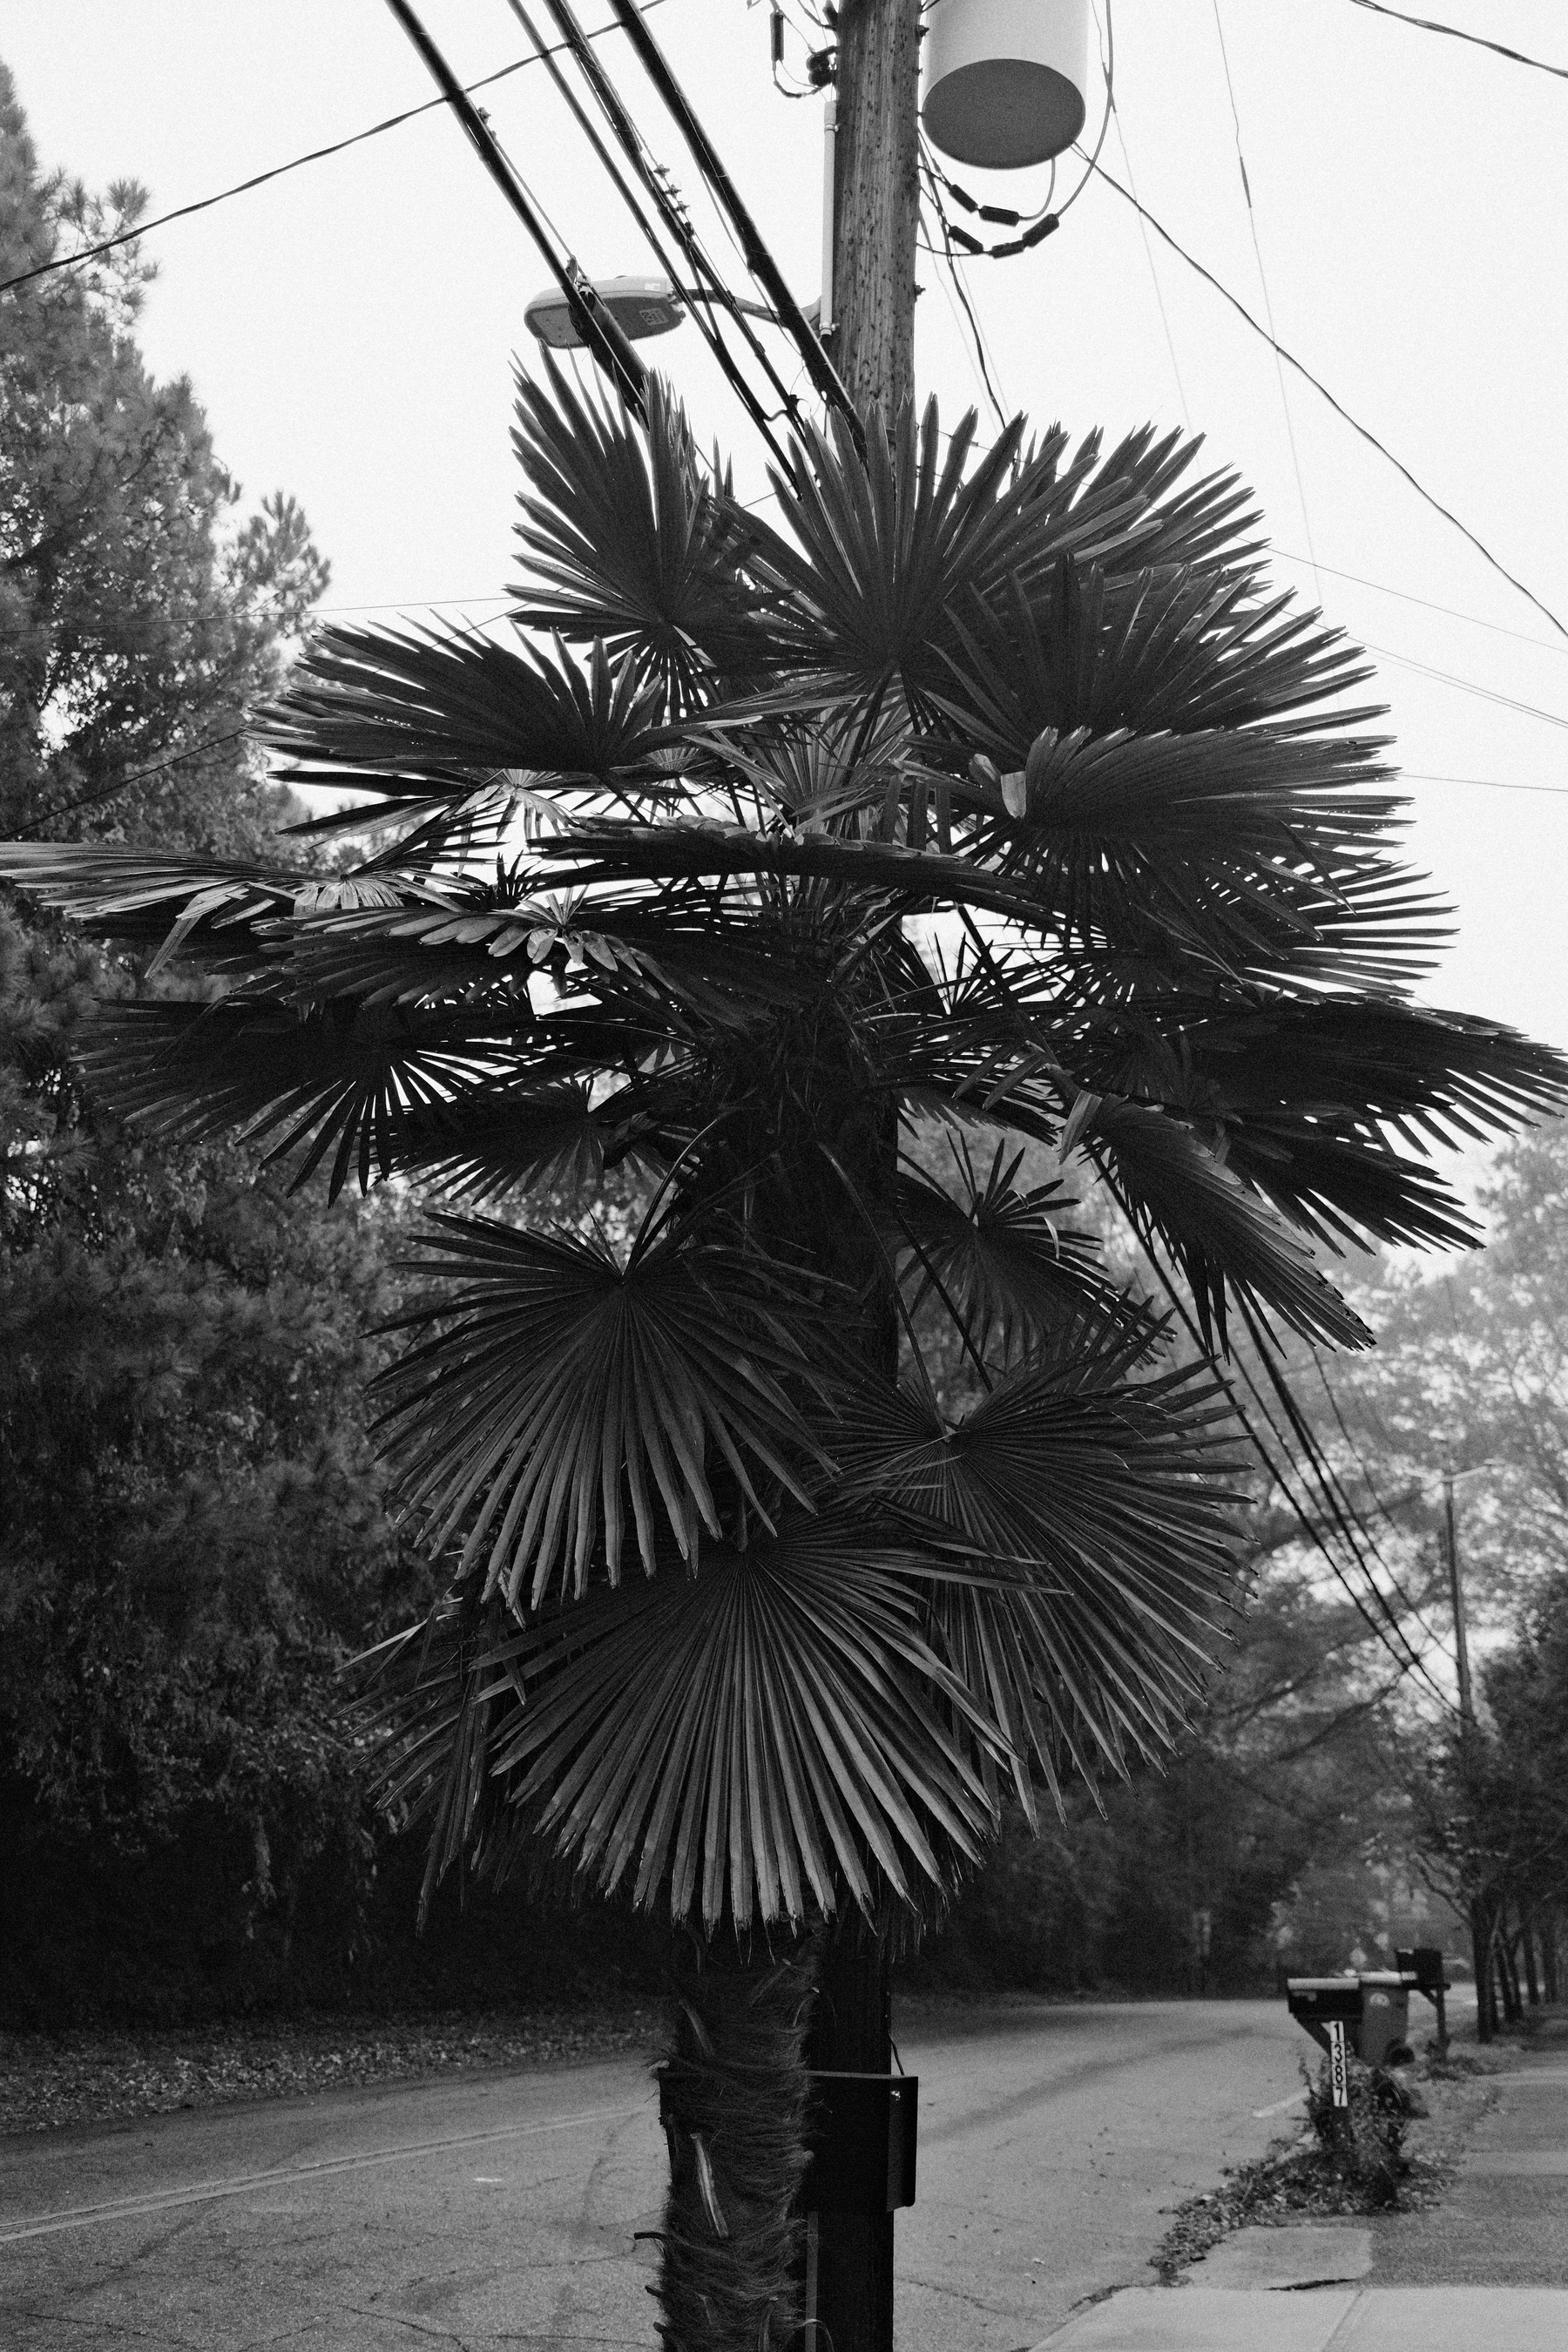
[828,0,923,419]
[1443,1470,1475,1725]
[803,23,922,2351]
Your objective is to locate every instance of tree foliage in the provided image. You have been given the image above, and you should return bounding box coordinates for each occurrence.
[9,351,1560,1962]
[0,67,408,2004]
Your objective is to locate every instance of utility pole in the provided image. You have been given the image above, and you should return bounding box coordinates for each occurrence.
[801,17,922,2352]
[1443,1470,1475,1725]
[827,0,923,420]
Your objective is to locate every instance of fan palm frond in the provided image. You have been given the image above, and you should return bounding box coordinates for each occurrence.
[79,998,517,1200]
[831,1308,1243,1792]
[375,1209,837,1607]
[1071,1093,1372,1351]
[895,1139,1118,1358]
[260,624,670,788]
[0,842,414,970]
[510,362,770,701]
[360,1522,1006,1932]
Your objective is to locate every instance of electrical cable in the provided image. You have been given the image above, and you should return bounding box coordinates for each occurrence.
[1348,0,1568,81]
[1085,156,1568,645]
[504,0,679,271]
[918,156,1009,431]
[1119,1204,1458,1710]
[1211,0,1321,603]
[1098,3,1191,434]
[602,0,863,442]
[1052,0,1116,220]
[10,729,254,837]
[500,0,794,463]
[0,1,676,302]
[1269,551,1568,655]
[382,0,648,416]
[535,0,797,463]
[1366,641,1568,731]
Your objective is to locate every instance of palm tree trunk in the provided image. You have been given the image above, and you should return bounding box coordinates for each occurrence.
[657,1940,814,2351]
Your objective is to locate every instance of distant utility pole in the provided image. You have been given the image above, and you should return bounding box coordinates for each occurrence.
[828,0,922,419]
[1443,1470,1476,1725]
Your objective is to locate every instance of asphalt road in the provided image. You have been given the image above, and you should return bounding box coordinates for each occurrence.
[0,1999,1307,2351]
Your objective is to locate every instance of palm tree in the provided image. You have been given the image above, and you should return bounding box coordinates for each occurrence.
[4,371,1562,2350]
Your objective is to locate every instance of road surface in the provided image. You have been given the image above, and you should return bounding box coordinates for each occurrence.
[0,1999,1307,2350]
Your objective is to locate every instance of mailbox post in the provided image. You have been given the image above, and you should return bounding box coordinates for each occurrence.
[1396,1944,1452,2054]
[801,2072,918,2351]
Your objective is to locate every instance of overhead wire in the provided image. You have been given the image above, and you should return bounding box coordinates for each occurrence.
[1085,155,1568,644]
[601,0,862,440]
[1347,0,1568,81]
[1094,0,1191,433]
[533,0,803,462]
[1052,0,1116,219]
[382,0,648,414]
[504,0,789,460]
[1367,641,1568,731]
[918,150,1010,432]
[1269,550,1568,654]
[0,0,677,301]
[1210,0,1321,603]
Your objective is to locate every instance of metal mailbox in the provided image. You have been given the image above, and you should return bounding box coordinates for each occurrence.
[803,2071,918,2216]
[1287,1975,1364,2059]
[1287,1969,1424,2068]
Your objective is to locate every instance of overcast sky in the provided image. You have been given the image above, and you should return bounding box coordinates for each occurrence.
[8,0,1566,1054]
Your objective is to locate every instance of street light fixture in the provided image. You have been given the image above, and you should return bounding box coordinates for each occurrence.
[524,274,819,351]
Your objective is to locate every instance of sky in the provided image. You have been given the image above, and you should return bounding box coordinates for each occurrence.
[6,0,1567,1053]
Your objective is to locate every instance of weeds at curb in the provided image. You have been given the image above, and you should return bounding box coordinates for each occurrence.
[1151,2054,1455,2285]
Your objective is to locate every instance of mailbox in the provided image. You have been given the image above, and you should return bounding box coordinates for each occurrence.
[1397,1945,1449,1997]
[803,2072,918,2215]
[1287,1972,1417,2067]
[1287,1976,1363,2059]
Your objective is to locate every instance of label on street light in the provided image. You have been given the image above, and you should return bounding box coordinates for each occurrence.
[1328,2020,1349,2108]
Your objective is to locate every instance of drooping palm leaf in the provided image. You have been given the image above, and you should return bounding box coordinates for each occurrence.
[0,842,416,970]
[260,624,671,788]
[474,1520,1003,1929]
[1070,1093,1372,1352]
[78,997,518,1200]
[830,1310,1243,1796]
[374,1208,836,1607]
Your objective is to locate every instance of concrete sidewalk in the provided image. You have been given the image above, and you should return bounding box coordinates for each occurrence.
[1036,2053,1568,2349]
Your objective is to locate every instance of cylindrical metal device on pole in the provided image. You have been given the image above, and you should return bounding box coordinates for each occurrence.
[922,0,1091,170]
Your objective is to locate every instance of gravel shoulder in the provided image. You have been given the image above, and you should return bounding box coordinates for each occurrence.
[0,2004,665,2137]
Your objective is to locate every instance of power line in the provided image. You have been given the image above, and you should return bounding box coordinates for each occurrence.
[382,0,647,415]
[1270,549,1568,655]
[1368,640,1568,731]
[918,156,1010,433]
[12,729,253,838]
[1098,3,1191,434]
[602,0,861,439]
[1085,156,1568,645]
[1402,772,1568,801]
[531,0,796,463]
[1211,0,1321,602]
[1348,0,1568,82]
[0,1,675,302]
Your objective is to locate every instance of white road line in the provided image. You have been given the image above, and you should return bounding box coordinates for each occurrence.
[1252,2090,1308,2117]
[0,2103,643,2245]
